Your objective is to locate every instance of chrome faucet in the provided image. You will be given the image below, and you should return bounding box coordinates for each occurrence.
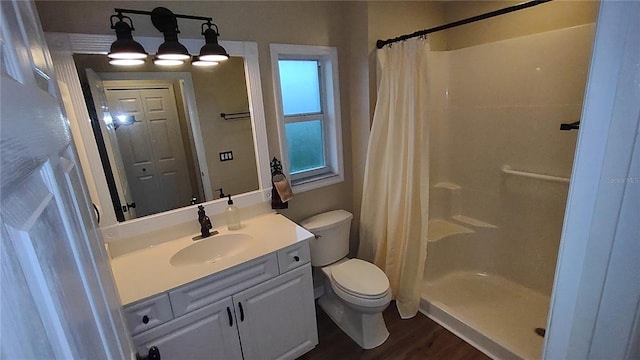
[197,205,214,239]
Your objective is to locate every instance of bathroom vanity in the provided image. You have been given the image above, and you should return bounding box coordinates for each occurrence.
[110,213,318,359]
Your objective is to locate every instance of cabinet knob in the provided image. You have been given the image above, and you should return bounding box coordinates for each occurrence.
[142,315,149,324]
[293,256,300,262]
[148,346,161,360]
[136,346,160,360]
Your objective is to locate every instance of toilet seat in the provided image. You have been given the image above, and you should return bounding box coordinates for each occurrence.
[330,259,390,299]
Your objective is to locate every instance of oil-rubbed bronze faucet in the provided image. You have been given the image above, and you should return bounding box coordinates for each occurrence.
[197,205,213,238]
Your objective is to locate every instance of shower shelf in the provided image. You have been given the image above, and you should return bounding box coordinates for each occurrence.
[451,215,497,229]
[428,219,474,242]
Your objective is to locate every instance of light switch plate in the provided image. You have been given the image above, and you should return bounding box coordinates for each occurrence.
[219,151,233,161]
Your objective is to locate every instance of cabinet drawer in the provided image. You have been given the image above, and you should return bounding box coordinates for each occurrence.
[169,253,279,317]
[277,240,310,274]
[124,293,173,335]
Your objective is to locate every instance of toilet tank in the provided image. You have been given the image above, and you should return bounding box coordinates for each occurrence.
[300,210,353,267]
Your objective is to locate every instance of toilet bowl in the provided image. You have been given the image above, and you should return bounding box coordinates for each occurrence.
[329,258,392,312]
[300,210,392,349]
[317,258,392,349]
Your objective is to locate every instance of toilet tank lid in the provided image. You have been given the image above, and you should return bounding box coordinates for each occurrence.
[300,210,353,232]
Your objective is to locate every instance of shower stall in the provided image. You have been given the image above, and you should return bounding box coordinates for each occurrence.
[420,13,597,360]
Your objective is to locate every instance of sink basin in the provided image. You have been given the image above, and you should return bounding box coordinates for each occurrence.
[170,233,254,266]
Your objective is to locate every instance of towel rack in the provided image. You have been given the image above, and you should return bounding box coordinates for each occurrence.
[220,111,250,120]
[560,121,580,131]
[501,165,570,183]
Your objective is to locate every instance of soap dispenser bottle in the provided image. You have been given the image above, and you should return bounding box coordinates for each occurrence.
[225,195,241,230]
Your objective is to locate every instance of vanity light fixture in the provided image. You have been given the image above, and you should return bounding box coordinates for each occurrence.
[108,7,229,66]
[108,13,147,63]
[109,59,145,66]
[113,114,135,130]
[191,56,219,67]
[197,21,230,62]
[102,113,114,127]
[153,57,185,66]
[151,7,190,61]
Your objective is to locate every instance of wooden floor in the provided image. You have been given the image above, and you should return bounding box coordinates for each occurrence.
[299,302,490,360]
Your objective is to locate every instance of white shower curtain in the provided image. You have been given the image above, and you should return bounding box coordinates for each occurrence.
[358,38,430,319]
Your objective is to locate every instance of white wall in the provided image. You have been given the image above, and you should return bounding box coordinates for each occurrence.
[429,24,596,295]
[35,1,447,253]
[36,1,357,224]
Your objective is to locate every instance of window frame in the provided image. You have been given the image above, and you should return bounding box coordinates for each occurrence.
[270,44,344,193]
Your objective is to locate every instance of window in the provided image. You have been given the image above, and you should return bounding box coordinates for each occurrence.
[271,44,343,192]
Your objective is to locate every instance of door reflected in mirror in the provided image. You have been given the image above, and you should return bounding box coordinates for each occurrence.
[74,55,259,221]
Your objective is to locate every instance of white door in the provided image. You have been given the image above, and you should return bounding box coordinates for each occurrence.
[105,86,194,217]
[86,69,136,220]
[234,265,318,360]
[544,1,640,359]
[0,1,133,358]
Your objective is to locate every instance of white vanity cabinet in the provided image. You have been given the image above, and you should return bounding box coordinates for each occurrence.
[125,241,318,360]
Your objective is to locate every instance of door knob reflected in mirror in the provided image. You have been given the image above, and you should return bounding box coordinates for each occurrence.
[122,202,137,213]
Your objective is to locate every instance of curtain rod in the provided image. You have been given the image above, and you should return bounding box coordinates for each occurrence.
[376,0,552,49]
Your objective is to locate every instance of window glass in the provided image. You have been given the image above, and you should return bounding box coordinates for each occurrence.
[278,60,321,115]
[285,120,325,173]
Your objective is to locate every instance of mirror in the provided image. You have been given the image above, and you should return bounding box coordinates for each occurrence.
[73,54,258,220]
[47,32,271,236]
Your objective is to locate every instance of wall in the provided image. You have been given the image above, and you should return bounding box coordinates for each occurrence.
[38,2,596,277]
[36,1,356,226]
[428,0,597,294]
[442,0,599,50]
[37,1,597,294]
[172,79,203,201]
[341,2,371,255]
[429,0,598,187]
[189,57,258,198]
[36,1,447,253]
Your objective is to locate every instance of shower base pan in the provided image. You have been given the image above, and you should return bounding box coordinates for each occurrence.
[420,272,550,360]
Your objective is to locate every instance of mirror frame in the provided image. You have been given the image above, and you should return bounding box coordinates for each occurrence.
[46,32,272,242]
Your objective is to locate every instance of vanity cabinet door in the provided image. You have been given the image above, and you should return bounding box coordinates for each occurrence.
[132,297,242,360]
[234,264,318,360]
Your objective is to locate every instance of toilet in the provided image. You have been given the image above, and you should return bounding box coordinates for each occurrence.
[300,210,392,349]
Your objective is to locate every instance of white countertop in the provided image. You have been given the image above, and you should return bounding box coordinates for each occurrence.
[110,213,314,306]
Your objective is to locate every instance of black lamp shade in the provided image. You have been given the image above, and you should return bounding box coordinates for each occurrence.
[108,20,147,60]
[108,8,229,65]
[156,32,190,60]
[198,28,229,62]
